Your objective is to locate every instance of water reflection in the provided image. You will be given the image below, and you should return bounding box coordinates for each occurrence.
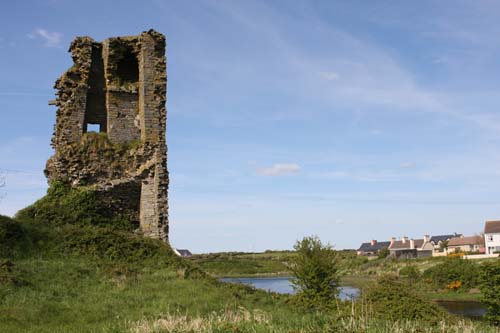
[435,300,486,319]
[220,276,359,301]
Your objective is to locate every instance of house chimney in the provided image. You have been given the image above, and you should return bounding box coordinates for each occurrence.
[410,239,415,249]
[390,237,396,245]
[424,235,430,243]
[402,236,408,244]
[370,239,377,246]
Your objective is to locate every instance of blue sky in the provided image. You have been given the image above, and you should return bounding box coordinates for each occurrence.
[2,1,500,252]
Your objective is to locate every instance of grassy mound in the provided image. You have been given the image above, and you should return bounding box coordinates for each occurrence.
[16,181,130,230]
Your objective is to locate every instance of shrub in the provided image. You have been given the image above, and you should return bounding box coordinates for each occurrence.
[398,265,420,281]
[364,275,450,324]
[478,260,500,325]
[423,258,478,290]
[289,236,340,308]
[0,215,32,258]
[378,247,390,259]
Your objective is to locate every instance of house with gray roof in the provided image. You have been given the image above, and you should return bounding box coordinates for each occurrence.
[356,240,391,256]
[429,233,462,254]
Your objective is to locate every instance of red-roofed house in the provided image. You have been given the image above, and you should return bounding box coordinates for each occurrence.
[388,235,434,259]
[446,235,483,254]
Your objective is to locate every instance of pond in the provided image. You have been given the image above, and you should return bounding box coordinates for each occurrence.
[434,300,486,319]
[220,277,486,318]
[220,276,359,301]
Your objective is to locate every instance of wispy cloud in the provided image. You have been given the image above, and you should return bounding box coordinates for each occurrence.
[399,162,416,169]
[319,71,340,80]
[256,163,301,176]
[27,28,62,48]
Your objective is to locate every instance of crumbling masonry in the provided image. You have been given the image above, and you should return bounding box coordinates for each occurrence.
[45,30,169,241]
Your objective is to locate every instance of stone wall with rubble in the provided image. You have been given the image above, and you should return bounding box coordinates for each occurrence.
[45,30,168,241]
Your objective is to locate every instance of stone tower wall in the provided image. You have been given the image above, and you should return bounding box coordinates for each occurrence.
[46,30,169,241]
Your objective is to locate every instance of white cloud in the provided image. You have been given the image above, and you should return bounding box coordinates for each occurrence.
[28,28,62,48]
[319,71,340,80]
[399,162,416,169]
[257,163,301,176]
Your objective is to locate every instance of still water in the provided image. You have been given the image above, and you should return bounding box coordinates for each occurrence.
[434,300,486,319]
[220,276,359,300]
[220,277,486,318]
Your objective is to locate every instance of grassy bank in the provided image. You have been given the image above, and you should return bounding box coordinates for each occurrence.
[1,183,498,332]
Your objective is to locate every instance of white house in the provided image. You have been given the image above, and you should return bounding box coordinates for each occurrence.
[485,220,500,255]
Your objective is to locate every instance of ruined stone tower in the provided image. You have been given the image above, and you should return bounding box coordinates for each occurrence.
[45,30,168,241]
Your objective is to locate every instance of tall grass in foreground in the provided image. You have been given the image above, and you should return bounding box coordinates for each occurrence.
[130,304,498,333]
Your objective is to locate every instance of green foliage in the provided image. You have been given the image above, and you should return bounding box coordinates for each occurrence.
[56,224,201,274]
[439,240,449,251]
[289,236,340,308]
[0,215,32,258]
[1,189,497,331]
[423,258,478,290]
[378,247,390,259]
[16,181,130,230]
[364,275,450,324]
[479,260,500,325]
[191,251,293,277]
[398,265,421,282]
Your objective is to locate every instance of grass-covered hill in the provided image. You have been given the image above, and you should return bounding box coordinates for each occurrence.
[1,182,498,332]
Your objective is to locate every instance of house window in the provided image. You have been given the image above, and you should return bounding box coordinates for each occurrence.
[488,235,494,242]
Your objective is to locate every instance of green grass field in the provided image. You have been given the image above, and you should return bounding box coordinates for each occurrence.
[190,251,294,277]
[0,184,498,332]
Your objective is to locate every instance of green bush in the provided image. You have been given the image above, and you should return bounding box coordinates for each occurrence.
[0,215,32,258]
[423,258,478,290]
[378,247,390,259]
[479,260,500,325]
[289,236,340,308]
[364,275,450,324]
[398,265,421,281]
